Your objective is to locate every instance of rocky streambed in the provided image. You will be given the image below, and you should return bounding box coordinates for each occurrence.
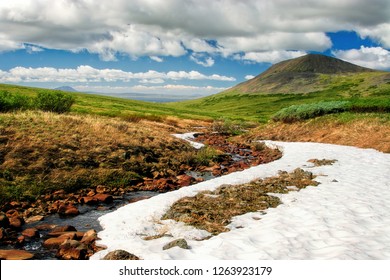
[0,133,281,260]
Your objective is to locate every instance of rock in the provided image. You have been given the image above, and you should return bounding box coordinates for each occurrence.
[79,196,98,205]
[162,238,190,250]
[58,204,79,216]
[48,231,84,239]
[22,228,39,238]
[43,233,76,249]
[80,229,97,244]
[35,224,57,231]
[0,249,34,260]
[9,217,24,229]
[25,215,44,224]
[56,240,87,260]
[96,185,107,194]
[93,194,113,204]
[103,250,141,260]
[176,174,194,187]
[0,228,4,240]
[17,235,25,244]
[128,196,152,203]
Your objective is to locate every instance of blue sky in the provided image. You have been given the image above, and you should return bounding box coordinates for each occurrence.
[1,0,390,98]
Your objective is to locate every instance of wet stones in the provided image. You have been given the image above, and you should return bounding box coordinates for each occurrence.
[0,249,34,260]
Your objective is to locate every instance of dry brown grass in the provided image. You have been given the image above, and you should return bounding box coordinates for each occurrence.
[162,168,318,235]
[0,111,200,203]
[245,115,390,153]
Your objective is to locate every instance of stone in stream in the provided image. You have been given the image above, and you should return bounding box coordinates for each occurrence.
[22,228,39,238]
[0,249,34,260]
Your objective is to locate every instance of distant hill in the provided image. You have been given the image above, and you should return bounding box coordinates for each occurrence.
[226,54,388,94]
[55,86,77,92]
[171,54,390,122]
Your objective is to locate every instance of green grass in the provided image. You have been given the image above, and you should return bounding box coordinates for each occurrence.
[0,83,212,121]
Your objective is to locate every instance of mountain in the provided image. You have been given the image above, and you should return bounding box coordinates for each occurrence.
[171,54,390,122]
[55,86,77,92]
[227,54,389,94]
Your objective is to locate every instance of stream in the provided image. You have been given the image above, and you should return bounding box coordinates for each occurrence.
[0,133,277,259]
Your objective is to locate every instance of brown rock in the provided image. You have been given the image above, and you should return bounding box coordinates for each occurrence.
[176,174,194,187]
[0,249,34,260]
[79,196,98,205]
[48,231,84,239]
[43,233,76,249]
[81,229,97,244]
[51,225,77,233]
[93,194,113,204]
[25,215,44,224]
[56,240,87,260]
[96,185,107,194]
[6,209,20,218]
[36,224,57,231]
[58,204,79,216]
[128,196,152,203]
[17,235,25,244]
[9,217,24,229]
[22,228,39,238]
[103,250,141,260]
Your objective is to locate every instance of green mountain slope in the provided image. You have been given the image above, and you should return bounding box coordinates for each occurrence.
[171,54,390,122]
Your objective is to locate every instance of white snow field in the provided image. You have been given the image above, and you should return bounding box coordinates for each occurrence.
[91,140,390,260]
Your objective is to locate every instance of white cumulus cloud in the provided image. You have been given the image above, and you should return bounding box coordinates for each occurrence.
[0,0,389,62]
[333,46,390,70]
[0,65,236,83]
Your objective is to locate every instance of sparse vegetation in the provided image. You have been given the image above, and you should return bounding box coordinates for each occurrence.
[0,111,198,204]
[162,168,319,235]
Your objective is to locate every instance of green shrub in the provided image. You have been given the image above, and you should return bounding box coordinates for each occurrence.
[34,91,75,113]
[0,90,31,112]
[272,101,350,123]
[212,118,246,135]
[349,98,390,113]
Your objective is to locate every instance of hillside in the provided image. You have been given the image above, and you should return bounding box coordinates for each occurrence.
[226,53,387,94]
[171,54,390,122]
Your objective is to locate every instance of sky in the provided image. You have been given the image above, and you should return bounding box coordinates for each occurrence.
[0,0,390,98]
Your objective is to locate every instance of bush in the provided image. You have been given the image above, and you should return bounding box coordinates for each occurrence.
[212,118,246,135]
[0,90,31,112]
[34,91,75,113]
[272,101,350,123]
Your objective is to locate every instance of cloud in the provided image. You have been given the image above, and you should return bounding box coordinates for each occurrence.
[1,0,389,61]
[190,53,215,67]
[149,56,163,62]
[333,46,390,70]
[0,65,236,83]
[239,50,307,64]
[245,75,255,80]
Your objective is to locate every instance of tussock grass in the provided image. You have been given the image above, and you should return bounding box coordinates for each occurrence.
[162,168,319,235]
[247,113,390,153]
[0,111,199,204]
